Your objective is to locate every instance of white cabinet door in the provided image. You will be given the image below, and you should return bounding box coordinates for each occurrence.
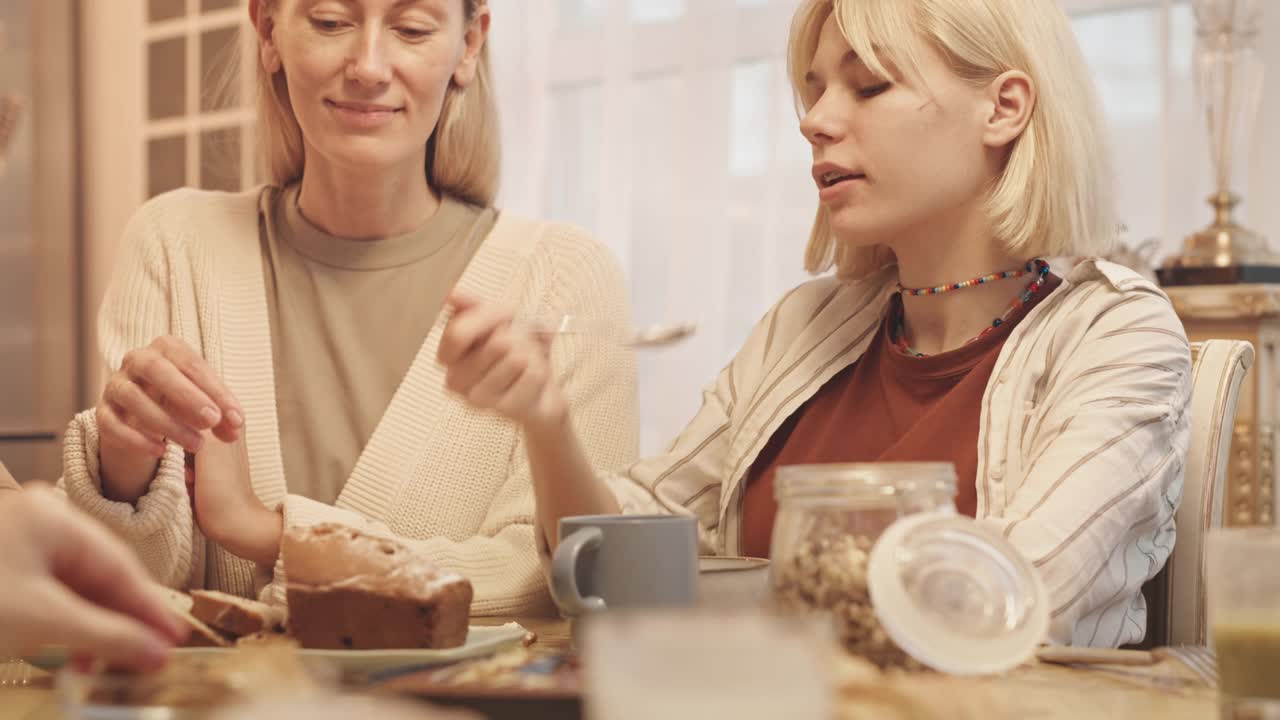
[0,0,78,481]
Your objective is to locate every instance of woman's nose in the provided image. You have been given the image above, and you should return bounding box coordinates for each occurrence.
[799,97,845,146]
[347,29,392,86]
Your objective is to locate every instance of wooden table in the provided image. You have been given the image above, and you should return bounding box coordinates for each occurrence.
[0,617,1218,720]
[0,667,55,720]
[831,652,1217,719]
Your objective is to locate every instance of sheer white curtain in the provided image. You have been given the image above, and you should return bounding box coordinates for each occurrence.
[486,0,1263,454]
[1067,1,1212,258]
[490,0,814,453]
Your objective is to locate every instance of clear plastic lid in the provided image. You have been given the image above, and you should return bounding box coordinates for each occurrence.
[867,512,1049,675]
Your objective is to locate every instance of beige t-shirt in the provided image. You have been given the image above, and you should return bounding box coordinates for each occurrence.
[259,185,497,504]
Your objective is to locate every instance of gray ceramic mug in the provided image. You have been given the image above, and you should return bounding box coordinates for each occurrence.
[550,514,699,616]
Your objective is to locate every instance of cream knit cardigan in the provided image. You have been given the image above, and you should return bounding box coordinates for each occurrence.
[59,187,639,616]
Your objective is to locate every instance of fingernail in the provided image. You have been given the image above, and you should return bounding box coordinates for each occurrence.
[163,611,190,642]
[140,638,172,670]
[227,409,245,428]
[199,407,221,427]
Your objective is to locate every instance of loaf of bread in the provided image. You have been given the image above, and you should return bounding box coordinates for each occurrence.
[190,590,287,638]
[283,523,473,650]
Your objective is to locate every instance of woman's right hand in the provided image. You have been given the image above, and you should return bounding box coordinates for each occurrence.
[0,486,189,669]
[97,336,245,504]
[438,290,568,433]
[439,291,622,543]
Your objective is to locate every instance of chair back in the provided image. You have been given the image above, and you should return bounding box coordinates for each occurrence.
[1145,339,1254,646]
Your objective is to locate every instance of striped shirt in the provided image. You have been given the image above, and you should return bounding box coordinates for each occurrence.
[606,259,1191,647]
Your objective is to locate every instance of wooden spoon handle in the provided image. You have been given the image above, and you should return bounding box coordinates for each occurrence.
[1036,646,1158,666]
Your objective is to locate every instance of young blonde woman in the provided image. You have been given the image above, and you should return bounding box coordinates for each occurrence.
[59,0,638,616]
[443,0,1191,646]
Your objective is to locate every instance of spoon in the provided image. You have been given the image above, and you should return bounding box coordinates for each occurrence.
[533,317,697,348]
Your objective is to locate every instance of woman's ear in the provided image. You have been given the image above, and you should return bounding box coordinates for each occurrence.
[251,0,283,74]
[452,7,491,88]
[982,70,1035,150]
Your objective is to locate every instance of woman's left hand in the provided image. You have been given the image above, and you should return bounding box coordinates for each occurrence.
[190,433,282,566]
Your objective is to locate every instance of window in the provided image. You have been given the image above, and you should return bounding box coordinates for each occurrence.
[143,0,257,198]
[492,0,813,452]
[489,0,1238,453]
[1068,1,1217,259]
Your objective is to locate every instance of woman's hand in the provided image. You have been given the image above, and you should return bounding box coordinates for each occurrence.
[0,487,189,669]
[439,290,622,549]
[438,290,568,434]
[191,434,282,567]
[97,336,245,504]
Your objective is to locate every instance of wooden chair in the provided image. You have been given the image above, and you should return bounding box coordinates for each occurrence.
[1141,339,1254,647]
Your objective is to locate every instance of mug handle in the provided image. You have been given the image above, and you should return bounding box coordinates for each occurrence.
[550,527,607,616]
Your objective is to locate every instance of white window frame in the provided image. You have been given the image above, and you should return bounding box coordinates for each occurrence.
[143,3,257,193]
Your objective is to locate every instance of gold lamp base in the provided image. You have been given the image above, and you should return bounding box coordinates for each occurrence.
[1157,193,1280,287]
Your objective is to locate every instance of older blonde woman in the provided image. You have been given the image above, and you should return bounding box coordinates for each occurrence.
[444,0,1191,646]
[59,0,638,616]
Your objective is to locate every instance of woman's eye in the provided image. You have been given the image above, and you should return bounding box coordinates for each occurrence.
[857,82,892,99]
[310,18,348,32]
[395,27,433,40]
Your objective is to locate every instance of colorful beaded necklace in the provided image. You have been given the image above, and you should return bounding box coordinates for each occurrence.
[892,258,1051,358]
[896,258,1041,296]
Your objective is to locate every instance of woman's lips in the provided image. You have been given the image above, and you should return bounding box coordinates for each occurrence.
[325,99,401,129]
[819,175,866,203]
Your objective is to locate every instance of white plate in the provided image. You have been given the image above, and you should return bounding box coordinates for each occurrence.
[698,556,771,608]
[699,556,769,573]
[27,623,528,675]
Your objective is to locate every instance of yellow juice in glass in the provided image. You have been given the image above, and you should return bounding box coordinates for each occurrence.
[1213,615,1280,700]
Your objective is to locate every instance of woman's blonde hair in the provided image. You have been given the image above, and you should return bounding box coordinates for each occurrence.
[788,0,1116,279]
[253,0,499,206]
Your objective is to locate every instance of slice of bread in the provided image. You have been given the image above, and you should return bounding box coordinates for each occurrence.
[155,585,232,648]
[283,523,474,650]
[182,621,233,648]
[190,590,287,638]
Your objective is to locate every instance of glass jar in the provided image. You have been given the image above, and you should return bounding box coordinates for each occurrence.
[770,463,957,670]
[769,462,1048,675]
[772,463,957,542]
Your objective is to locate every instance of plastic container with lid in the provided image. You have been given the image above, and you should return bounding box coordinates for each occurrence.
[769,462,1048,675]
